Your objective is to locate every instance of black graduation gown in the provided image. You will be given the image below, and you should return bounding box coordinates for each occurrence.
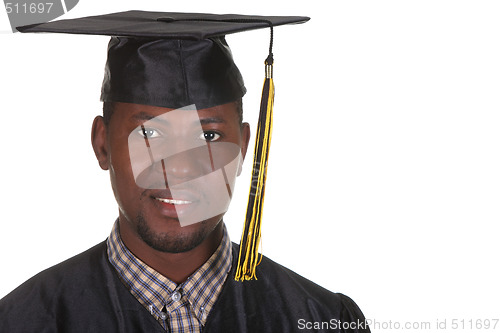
[0,241,370,332]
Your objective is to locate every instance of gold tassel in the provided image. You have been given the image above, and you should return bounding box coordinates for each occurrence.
[235,60,274,281]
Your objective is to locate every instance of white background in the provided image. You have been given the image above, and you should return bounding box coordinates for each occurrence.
[1,1,500,332]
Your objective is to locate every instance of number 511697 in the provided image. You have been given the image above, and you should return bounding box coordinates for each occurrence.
[5,2,53,14]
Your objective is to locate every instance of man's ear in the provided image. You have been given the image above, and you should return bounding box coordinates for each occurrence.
[91,116,110,170]
[237,122,251,176]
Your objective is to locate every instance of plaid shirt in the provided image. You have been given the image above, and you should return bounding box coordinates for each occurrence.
[107,221,232,332]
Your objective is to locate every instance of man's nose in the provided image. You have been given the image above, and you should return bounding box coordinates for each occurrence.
[160,145,213,186]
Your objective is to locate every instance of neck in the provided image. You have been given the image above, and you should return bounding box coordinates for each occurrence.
[118,216,224,284]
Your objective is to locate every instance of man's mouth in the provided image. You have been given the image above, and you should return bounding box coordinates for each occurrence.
[154,197,193,205]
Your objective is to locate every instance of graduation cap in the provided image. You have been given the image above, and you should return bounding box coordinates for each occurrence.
[17,10,309,281]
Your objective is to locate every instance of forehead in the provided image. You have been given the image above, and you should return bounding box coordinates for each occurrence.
[109,102,239,126]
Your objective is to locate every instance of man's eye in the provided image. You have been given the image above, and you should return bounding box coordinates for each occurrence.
[200,131,221,142]
[139,128,161,139]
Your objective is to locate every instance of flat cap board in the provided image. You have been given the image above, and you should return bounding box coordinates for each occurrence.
[17,10,310,39]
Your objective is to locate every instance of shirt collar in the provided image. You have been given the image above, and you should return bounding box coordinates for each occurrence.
[106,219,232,324]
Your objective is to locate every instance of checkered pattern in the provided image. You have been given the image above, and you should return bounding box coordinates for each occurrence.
[107,221,232,332]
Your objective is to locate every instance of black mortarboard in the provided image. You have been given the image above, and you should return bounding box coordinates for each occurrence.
[18,10,309,281]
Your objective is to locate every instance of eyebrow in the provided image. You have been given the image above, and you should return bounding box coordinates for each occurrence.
[132,112,226,126]
[132,112,156,122]
[199,117,226,125]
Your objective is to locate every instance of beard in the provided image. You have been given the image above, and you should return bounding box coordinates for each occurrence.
[135,212,216,253]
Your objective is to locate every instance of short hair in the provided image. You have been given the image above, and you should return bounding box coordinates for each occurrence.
[102,101,115,127]
[102,99,243,127]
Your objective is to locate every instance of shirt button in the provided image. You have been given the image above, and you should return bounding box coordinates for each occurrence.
[159,312,167,320]
[171,291,181,302]
[201,307,206,319]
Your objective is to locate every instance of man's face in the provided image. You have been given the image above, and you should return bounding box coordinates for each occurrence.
[92,102,250,253]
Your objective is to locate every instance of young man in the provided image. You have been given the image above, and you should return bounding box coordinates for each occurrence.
[0,11,370,332]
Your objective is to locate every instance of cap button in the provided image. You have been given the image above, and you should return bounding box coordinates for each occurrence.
[157,17,176,23]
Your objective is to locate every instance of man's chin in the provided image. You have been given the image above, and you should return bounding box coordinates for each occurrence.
[141,234,205,253]
[135,213,222,253]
